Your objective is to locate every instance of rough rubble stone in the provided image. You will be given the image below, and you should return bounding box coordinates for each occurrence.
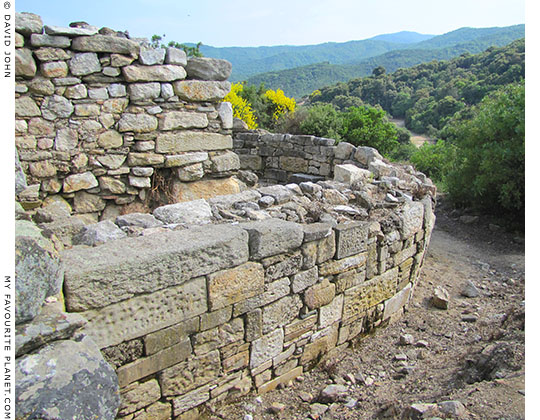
[334,163,371,185]
[156,131,232,153]
[15,48,37,77]
[122,65,187,82]
[165,47,187,65]
[218,101,233,129]
[127,82,161,101]
[15,220,63,324]
[63,172,99,193]
[118,114,158,133]
[432,286,450,309]
[15,311,87,357]
[15,12,43,35]
[62,224,249,312]
[68,52,102,76]
[41,60,69,78]
[139,47,166,65]
[115,213,163,229]
[250,328,284,369]
[173,80,231,102]
[153,199,213,225]
[15,150,28,194]
[41,95,74,120]
[15,334,120,420]
[74,220,128,246]
[54,127,78,151]
[319,384,349,403]
[160,111,208,130]
[30,33,71,48]
[354,146,383,167]
[186,57,232,81]
[72,34,140,56]
[211,151,240,173]
[44,24,98,36]
[16,96,41,117]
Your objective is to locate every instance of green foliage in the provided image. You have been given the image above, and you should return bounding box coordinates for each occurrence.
[445,81,524,216]
[299,104,343,140]
[409,140,456,183]
[340,106,399,156]
[151,35,203,57]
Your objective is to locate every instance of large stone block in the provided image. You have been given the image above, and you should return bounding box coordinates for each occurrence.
[80,278,206,348]
[15,12,43,35]
[63,172,99,193]
[30,33,71,48]
[241,219,304,259]
[400,199,425,239]
[144,317,199,356]
[41,95,74,120]
[15,221,63,324]
[334,164,371,185]
[16,96,41,117]
[153,199,213,225]
[139,47,166,65]
[173,80,231,102]
[122,65,187,82]
[69,52,101,76]
[156,131,232,153]
[44,25,98,36]
[250,328,284,369]
[304,278,336,310]
[262,295,302,334]
[208,262,264,310]
[171,177,241,202]
[72,34,140,56]
[15,48,36,77]
[343,267,398,321]
[118,379,161,416]
[334,221,370,259]
[185,57,232,81]
[211,151,240,173]
[160,111,209,130]
[62,224,248,311]
[127,82,161,101]
[118,114,158,133]
[164,152,209,168]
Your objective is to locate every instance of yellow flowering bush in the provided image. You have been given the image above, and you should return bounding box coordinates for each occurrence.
[223,83,258,129]
[264,88,296,121]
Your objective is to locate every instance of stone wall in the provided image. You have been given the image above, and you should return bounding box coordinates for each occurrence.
[58,169,435,418]
[15,12,238,221]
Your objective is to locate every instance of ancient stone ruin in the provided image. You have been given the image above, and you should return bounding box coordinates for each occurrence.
[14,12,436,420]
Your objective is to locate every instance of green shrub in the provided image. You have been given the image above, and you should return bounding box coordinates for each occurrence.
[409,140,456,184]
[299,104,344,140]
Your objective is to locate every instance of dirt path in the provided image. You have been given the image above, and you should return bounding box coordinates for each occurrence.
[390,118,434,148]
[205,199,525,420]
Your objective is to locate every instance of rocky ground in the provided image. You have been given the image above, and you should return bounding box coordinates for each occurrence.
[202,195,526,420]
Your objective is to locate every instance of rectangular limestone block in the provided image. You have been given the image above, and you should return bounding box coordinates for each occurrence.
[334,164,372,185]
[383,283,412,320]
[171,384,211,416]
[144,317,200,356]
[62,224,249,311]
[319,252,367,276]
[241,219,304,259]
[81,278,206,348]
[116,337,192,387]
[334,221,370,259]
[343,267,399,321]
[208,262,264,311]
[250,328,284,369]
[156,131,232,153]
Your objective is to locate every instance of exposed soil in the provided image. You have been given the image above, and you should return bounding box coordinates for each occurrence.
[202,195,525,420]
[389,118,434,147]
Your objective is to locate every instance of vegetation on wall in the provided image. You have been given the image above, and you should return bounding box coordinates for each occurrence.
[151,34,203,57]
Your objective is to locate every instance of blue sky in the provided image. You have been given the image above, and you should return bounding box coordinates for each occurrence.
[16,0,525,47]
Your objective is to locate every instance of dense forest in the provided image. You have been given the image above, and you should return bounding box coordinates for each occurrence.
[245,25,524,97]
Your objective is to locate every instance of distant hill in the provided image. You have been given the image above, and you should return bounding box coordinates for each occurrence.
[244,24,524,98]
[369,31,435,44]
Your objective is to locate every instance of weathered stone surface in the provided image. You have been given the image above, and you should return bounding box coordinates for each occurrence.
[30,33,71,48]
[108,83,127,97]
[116,338,192,387]
[15,335,120,420]
[160,111,208,130]
[144,317,199,356]
[176,162,202,181]
[15,221,63,324]
[159,350,221,397]
[139,47,166,65]
[335,142,356,160]
[262,294,303,333]
[16,96,41,117]
[129,175,152,188]
[171,385,211,415]
[63,172,99,193]
[165,152,208,168]
[127,152,164,166]
[305,278,336,310]
[33,199,72,223]
[16,48,37,77]
[66,52,102,76]
[15,311,87,357]
[173,80,231,102]
[401,199,425,239]
[29,160,57,178]
[72,34,140,56]
[432,286,450,309]
[218,101,233,129]
[250,328,284,369]
[44,24,98,36]
[34,47,72,61]
[343,267,398,320]
[98,154,127,169]
[153,199,213,225]
[165,47,187,65]
[79,278,206,348]
[15,32,24,47]
[211,151,240,173]
[383,283,412,320]
[62,224,248,311]
[16,12,43,36]
[41,60,69,78]
[292,266,319,293]
[320,294,344,328]
[115,213,163,229]
[54,127,78,151]
[156,131,232,153]
[72,191,106,213]
[41,94,74,120]
[98,130,124,148]
[258,185,294,204]
[88,87,109,100]
[122,65,187,82]
[119,379,161,416]
[99,176,126,194]
[128,82,161,101]
[186,57,232,81]
[334,164,372,185]
[74,220,127,246]
[319,384,349,403]
[65,83,88,99]
[118,114,158,133]
[75,103,100,117]
[258,366,303,394]
[208,262,264,310]
[354,146,383,166]
[207,189,262,209]
[241,219,304,259]
[335,221,370,259]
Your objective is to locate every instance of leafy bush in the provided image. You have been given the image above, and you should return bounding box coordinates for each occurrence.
[409,140,456,183]
[299,104,343,140]
[445,81,524,216]
[264,88,296,123]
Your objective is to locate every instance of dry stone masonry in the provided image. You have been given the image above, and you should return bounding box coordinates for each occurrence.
[15,11,237,222]
[14,12,437,420]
